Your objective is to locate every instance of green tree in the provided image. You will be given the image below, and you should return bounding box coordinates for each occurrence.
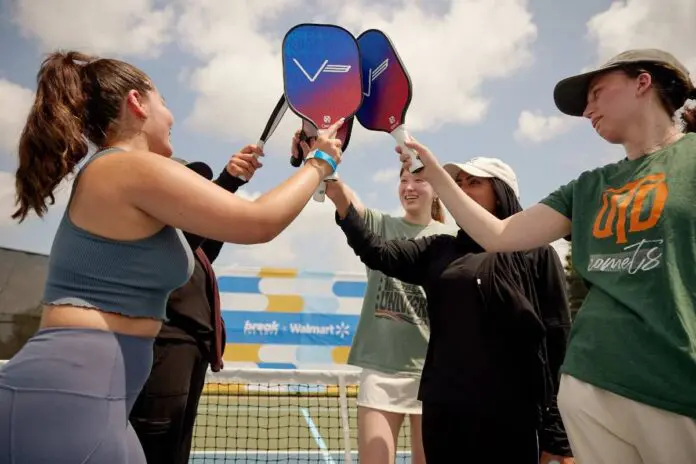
[564,243,589,320]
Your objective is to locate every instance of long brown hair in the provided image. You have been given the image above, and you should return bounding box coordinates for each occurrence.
[621,63,696,133]
[399,167,445,223]
[12,51,152,222]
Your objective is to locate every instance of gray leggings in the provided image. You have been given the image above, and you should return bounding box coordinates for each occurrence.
[0,327,154,463]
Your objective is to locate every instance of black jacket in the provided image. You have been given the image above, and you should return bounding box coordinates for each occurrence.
[337,204,572,456]
[157,168,244,350]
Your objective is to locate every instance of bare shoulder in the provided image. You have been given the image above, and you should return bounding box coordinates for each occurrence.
[87,150,208,198]
[68,150,173,240]
[87,149,176,176]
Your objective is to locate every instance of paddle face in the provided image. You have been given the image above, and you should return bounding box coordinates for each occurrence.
[282,23,363,131]
[355,29,412,133]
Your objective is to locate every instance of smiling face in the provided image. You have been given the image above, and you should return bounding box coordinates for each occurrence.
[398,169,436,217]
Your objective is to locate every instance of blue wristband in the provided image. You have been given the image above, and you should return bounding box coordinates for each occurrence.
[308,149,337,173]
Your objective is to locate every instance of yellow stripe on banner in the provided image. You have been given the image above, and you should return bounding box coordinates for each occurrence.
[223,343,261,362]
[266,294,304,312]
[258,267,298,278]
[204,383,248,395]
[332,346,351,364]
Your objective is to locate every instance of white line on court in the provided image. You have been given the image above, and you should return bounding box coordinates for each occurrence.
[300,407,337,464]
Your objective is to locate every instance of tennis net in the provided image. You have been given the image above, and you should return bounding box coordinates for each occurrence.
[190,368,413,463]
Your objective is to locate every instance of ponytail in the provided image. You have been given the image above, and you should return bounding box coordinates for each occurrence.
[681,88,696,133]
[12,51,152,222]
[431,197,445,223]
[13,51,92,222]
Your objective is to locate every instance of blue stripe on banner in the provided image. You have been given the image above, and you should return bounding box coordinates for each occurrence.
[257,362,297,370]
[332,280,367,298]
[223,311,359,346]
[217,276,261,293]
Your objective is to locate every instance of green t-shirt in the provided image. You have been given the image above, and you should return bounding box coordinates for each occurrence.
[347,208,457,376]
[541,132,696,419]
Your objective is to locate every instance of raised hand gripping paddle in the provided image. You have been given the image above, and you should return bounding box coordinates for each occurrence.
[356,29,424,173]
[310,115,355,199]
[290,115,354,168]
[282,23,363,201]
[237,93,289,182]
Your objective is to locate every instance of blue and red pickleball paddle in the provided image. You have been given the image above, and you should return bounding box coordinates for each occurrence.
[282,23,363,201]
[356,29,424,173]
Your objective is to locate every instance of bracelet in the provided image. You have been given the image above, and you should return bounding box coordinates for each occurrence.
[306,149,337,173]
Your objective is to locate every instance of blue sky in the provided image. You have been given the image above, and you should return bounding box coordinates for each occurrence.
[1,0,694,273]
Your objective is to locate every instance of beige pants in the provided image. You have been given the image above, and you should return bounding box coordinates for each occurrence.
[558,374,696,464]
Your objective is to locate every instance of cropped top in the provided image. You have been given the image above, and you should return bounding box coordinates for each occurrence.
[42,148,195,320]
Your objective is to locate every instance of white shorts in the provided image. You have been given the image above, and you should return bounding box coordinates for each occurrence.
[558,374,696,464]
[356,368,422,415]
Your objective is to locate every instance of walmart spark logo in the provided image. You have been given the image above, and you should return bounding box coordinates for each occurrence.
[333,321,350,339]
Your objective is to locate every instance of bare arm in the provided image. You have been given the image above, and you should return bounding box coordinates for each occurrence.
[290,129,365,218]
[116,117,344,245]
[121,153,333,245]
[402,141,571,252]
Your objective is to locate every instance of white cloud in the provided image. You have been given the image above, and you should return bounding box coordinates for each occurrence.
[0,80,34,156]
[0,172,16,225]
[328,0,538,132]
[586,0,696,74]
[514,110,578,143]
[179,0,538,144]
[13,0,174,57]
[0,171,74,220]
[176,0,302,143]
[215,185,461,273]
[0,169,73,255]
[372,168,400,184]
[214,188,366,273]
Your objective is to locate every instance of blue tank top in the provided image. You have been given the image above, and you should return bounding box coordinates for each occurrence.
[42,148,195,320]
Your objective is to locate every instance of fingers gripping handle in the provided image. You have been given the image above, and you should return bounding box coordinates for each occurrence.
[290,133,308,167]
[291,121,316,168]
[237,141,263,182]
[391,125,424,173]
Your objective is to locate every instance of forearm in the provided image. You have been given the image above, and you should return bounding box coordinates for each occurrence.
[337,204,428,285]
[185,168,245,252]
[428,166,569,252]
[253,160,329,237]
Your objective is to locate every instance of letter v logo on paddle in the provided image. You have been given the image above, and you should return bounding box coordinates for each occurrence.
[292,58,352,82]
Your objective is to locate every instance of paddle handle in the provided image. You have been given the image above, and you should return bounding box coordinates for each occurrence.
[312,171,338,203]
[290,133,308,167]
[291,122,316,168]
[391,125,424,173]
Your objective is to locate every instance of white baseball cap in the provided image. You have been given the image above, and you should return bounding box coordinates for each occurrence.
[443,157,520,199]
